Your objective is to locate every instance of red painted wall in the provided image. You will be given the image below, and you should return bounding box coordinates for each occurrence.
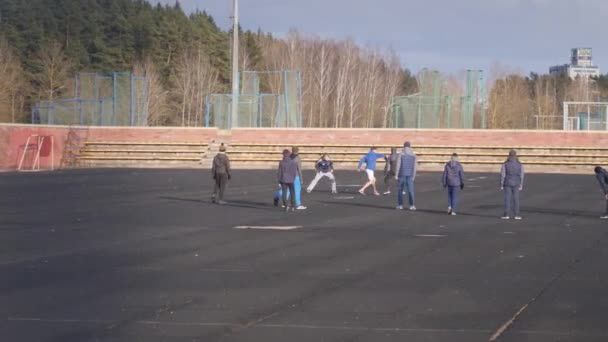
[230,128,608,147]
[0,124,219,170]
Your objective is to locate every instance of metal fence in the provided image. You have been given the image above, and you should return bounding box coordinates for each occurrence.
[390,69,486,129]
[32,72,149,126]
[205,70,303,129]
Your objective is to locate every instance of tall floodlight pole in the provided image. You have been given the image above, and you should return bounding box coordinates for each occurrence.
[230,0,239,129]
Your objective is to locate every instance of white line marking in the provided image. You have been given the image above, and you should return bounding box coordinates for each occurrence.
[489,303,529,341]
[414,234,447,238]
[234,226,302,230]
[9,317,608,338]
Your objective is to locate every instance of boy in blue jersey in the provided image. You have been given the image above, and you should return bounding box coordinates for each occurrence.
[357,147,386,196]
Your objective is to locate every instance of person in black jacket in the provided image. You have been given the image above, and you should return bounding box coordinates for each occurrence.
[594,166,608,219]
[307,154,337,194]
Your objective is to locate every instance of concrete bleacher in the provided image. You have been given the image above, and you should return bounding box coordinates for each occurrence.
[76,140,608,172]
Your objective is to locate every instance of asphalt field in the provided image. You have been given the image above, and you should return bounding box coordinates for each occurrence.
[1,168,608,342]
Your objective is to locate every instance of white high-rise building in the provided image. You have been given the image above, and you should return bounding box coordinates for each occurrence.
[550,48,601,78]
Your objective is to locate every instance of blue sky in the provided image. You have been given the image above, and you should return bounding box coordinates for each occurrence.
[156,0,607,75]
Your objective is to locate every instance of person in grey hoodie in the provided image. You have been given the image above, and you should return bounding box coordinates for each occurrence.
[501,150,524,220]
[442,153,465,215]
[383,147,399,195]
[594,166,608,219]
[394,141,417,210]
[278,149,298,211]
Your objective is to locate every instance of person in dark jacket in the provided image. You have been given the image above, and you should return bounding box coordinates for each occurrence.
[501,150,524,220]
[394,142,417,210]
[383,147,399,195]
[594,166,608,219]
[211,143,231,205]
[278,149,298,211]
[307,154,337,194]
[442,153,465,215]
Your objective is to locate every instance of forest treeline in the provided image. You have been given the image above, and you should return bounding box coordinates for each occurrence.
[0,0,607,128]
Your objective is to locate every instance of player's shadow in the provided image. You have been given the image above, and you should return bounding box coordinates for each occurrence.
[318,200,496,218]
[159,196,275,211]
[476,204,598,218]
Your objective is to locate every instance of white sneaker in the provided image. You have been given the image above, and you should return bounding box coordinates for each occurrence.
[451,212,457,216]
[296,206,307,210]
[331,191,338,194]
[409,206,417,211]
[383,191,391,195]
[501,216,510,220]
[601,215,608,219]
[447,207,452,215]
[514,216,522,220]
[396,205,404,210]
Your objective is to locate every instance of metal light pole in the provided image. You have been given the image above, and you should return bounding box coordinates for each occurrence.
[230,0,239,129]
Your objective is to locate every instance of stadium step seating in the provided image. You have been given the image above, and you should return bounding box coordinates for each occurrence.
[77,141,608,172]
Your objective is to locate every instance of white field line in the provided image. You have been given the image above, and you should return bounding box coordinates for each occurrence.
[234,226,302,230]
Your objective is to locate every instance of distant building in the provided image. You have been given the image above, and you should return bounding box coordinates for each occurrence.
[550,48,601,79]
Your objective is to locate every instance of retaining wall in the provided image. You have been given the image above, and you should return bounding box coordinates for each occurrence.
[0,124,218,170]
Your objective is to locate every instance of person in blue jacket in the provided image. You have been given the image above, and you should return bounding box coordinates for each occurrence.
[357,147,386,196]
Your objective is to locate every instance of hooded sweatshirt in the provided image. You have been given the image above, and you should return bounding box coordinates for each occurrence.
[278,156,298,184]
[291,153,304,180]
[357,150,386,171]
[501,157,524,187]
[395,147,417,178]
[442,157,464,187]
[384,148,399,175]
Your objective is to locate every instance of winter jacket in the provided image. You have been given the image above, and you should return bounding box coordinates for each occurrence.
[596,167,608,194]
[212,153,231,179]
[357,151,386,171]
[278,156,298,184]
[443,160,464,187]
[316,159,334,173]
[501,157,524,187]
[395,147,417,178]
[384,149,399,175]
[291,154,304,180]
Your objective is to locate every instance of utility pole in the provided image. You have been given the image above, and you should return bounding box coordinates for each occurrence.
[230,0,239,129]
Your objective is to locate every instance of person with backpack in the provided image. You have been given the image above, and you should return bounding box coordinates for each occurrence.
[278,149,298,211]
[394,141,417,210]
[383,147,399,195]
[594,166,608,219]
[307,154,337,194]
[357,147,386,196]
[211,143,231,205]
[501,150,524,220]
[442,153,465,215]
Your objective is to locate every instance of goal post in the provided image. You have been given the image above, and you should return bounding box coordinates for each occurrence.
[18,135,55,172]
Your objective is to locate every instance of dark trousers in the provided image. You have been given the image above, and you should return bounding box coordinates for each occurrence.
[384,172,395,191]
[503,186,520,217]
[281,182,296,208]
[213,174,228,202]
